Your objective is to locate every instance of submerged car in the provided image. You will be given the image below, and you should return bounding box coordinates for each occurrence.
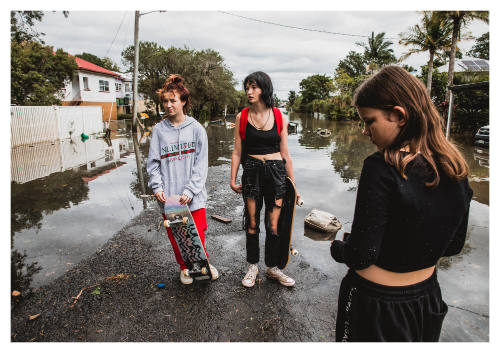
[474,125,489,147]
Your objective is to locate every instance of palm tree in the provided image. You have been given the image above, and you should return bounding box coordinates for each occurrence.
[436,11,489,102]
[399,11,453,94]
[356,32,396,73]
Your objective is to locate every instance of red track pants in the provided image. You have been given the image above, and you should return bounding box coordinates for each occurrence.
[162,208,209,270]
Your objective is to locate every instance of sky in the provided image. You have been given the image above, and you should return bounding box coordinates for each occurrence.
[34,8,489,100]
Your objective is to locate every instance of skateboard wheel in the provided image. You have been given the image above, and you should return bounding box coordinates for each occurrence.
[182,217,188,225]
[201,267,208,275]
[164,220,171,228]
[291,249,299,256]
[183,269,190,277]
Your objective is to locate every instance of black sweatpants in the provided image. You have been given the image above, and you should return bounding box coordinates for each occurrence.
[335,269,448,342]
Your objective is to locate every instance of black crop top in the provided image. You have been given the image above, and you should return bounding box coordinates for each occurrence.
[245,120,281,155]
[331,151,473,272]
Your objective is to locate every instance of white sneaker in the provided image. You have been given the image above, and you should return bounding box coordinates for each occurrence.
[242,264,259,287]
[266,267,295,287]
[179,269,193,285]
[209,264,219,280]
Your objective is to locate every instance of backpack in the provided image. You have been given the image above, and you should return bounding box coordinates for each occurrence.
[239,107,285,165]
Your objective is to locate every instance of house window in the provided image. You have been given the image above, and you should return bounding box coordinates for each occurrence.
[99,80,109,92]
[83,77,89,90]
[115,83,122,91]
[124,83,131,92]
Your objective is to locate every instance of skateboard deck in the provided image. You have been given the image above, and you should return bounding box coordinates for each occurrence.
[163,195,212,280]
[276,177,298,269]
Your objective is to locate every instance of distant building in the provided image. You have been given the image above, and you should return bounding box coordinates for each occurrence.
[437,57,489,73]
[115,72,148,115]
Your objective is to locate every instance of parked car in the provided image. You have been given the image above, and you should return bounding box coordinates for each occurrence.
[474,125,489,147]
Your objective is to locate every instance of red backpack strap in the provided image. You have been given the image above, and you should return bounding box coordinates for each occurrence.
[239,107,249,140]
[273,107,285,136]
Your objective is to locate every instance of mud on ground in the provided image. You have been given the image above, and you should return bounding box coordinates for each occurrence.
[11,165,339,342]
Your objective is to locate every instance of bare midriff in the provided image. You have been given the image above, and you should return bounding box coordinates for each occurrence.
[355,264,436,286]
[248,152,282,161]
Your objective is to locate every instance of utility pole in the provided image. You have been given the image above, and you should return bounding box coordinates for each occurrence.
[131,10,166,208]
[132,10,140,133]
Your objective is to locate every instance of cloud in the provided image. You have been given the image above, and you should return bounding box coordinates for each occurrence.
[36,10,489,99]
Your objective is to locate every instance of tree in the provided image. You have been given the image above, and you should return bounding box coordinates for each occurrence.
[402,64,417,73]
[467,32,489,59]
[11,41,77,105]
[298,74,333,112]
[187,49,238,119]
[356,32,397,72]
[122,42,177,116]
[436,11,489,102]
[399,11,453,94]
[11,11,45,43]
[122,42,238,118]
[76,52,121,72]
[11,11,69,44]
[418,65,449,106]
[336,51,367,77]
[332,68,368,120]
[287,90,297,110]
[273,94,280,107]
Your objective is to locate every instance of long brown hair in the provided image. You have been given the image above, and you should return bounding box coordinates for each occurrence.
[156,74,191,113]
[353,65,469,187]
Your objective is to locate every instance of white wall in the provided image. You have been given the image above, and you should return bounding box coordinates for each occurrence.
[78,71,118,103]
[11,106,104,147]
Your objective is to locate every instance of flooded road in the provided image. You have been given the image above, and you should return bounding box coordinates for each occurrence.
[11,112,489,341]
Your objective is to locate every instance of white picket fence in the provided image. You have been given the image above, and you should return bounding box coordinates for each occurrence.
[10,106,104,147]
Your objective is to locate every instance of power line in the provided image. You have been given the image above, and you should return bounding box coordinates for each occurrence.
[218,11,399,40]
[105,11,128,58]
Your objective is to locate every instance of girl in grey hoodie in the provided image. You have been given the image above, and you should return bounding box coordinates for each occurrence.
[147,74,218,285]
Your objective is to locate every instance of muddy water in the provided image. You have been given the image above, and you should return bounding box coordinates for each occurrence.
[11,112,489,301]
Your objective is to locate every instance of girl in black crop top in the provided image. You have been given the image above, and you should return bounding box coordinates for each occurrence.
[331,66,472,342]
[230,71,300,288]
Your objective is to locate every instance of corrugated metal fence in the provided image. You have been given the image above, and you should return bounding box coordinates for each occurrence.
[11,106,103,147]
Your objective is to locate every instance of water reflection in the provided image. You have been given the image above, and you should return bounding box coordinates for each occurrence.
[329,122,377,183]
[295,114,335,149]
[206,122,235,166]
[452,140,489,205]
[11,134,143,292]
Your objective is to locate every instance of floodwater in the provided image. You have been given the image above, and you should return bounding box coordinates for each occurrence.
[11,112,489,329]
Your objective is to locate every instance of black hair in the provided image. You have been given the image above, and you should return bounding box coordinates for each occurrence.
[243,71,274,107]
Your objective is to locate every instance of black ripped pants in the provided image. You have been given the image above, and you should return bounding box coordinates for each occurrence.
[242,156,287,267]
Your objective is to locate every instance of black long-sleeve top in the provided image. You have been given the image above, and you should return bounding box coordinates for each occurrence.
[331,151,473,272]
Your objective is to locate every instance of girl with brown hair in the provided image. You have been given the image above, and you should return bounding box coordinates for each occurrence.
[331,65,473,341]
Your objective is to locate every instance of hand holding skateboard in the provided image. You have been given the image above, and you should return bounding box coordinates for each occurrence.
[155,191,166,203]
[179,194,192,205]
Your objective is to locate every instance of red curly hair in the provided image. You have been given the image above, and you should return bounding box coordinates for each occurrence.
[156,74,191,113]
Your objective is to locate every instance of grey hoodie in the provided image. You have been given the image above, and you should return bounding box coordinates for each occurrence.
[146,116,208,211]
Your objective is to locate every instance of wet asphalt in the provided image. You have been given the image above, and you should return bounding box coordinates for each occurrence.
[11,165,338,342]
[10,164,488,342]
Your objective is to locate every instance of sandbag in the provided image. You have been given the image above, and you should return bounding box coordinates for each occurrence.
[304,209,342,234]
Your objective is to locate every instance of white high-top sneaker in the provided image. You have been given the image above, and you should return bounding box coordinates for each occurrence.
[242,264,259,287]
[266,266,295,286]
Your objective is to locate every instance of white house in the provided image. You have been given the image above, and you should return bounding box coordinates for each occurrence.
[62,57,133,121]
